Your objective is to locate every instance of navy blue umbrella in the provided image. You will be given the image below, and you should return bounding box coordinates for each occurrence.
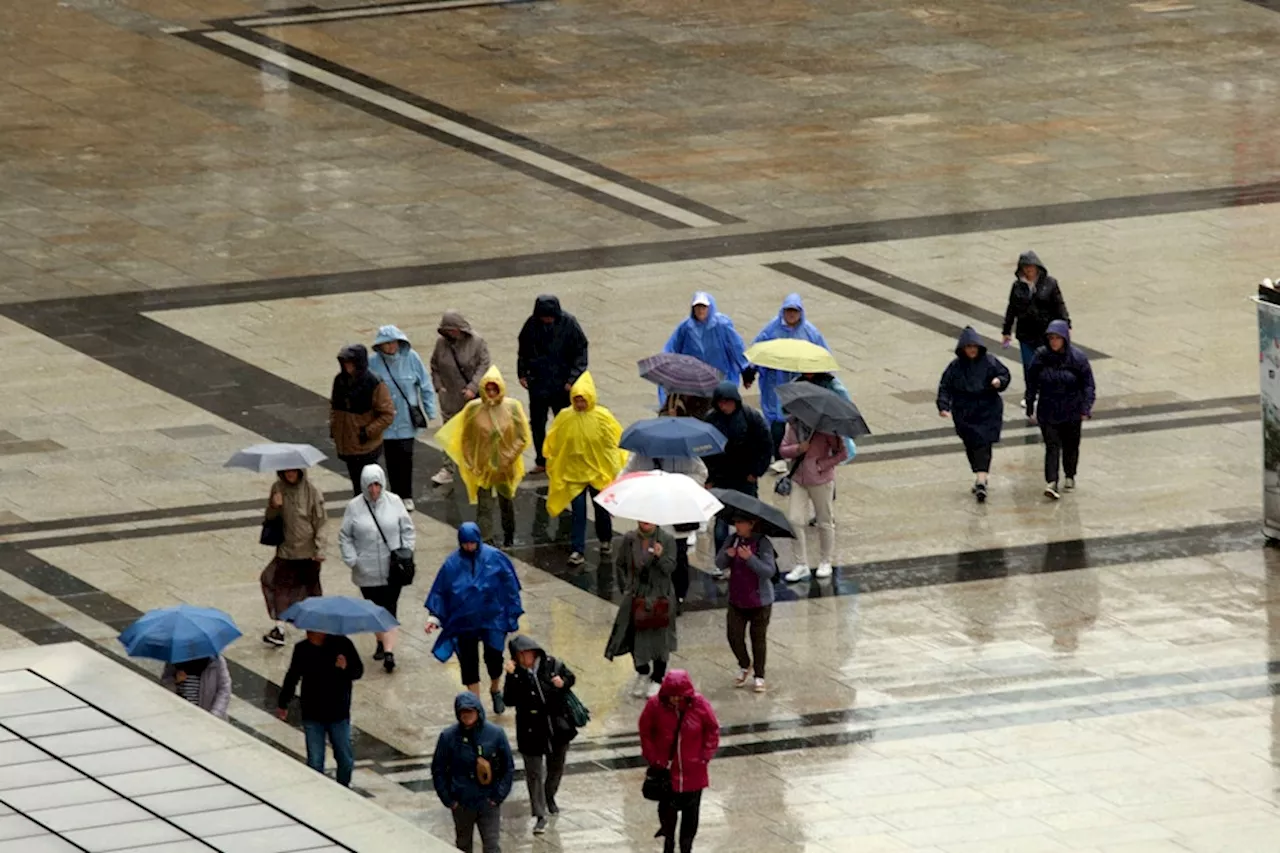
[620,417,727,459]
[118,605,242,663]
[281,596,400,635]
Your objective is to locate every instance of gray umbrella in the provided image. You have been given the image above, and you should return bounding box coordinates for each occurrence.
[224,443,327,473]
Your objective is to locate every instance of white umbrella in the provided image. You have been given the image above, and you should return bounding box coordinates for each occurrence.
[594,471,723,526]
[224,443,327,473]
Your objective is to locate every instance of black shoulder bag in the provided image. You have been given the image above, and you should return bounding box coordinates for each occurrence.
[642,707,687,801]
[363,497,416,586]
[380,355,428,429]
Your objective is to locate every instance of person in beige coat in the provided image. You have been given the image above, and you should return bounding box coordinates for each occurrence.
[430,311,491,485]
[261,468,327,647]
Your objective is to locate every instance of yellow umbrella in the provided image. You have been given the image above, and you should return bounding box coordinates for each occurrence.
[744,339,840,372]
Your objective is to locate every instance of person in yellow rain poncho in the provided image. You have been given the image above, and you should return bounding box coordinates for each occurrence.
[544,372,627,566]
[436,366,532,547]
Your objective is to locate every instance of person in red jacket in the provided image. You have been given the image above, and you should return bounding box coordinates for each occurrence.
[638,670,720,853]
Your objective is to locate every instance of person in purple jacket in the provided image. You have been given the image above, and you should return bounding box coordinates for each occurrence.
[1026,319,1096,500]
[715,516,777,693]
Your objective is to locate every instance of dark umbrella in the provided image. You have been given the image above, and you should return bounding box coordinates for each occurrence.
[777,382,871,438]
[709,489,796,539]
[620,418,727,458]
[638,353,722,397]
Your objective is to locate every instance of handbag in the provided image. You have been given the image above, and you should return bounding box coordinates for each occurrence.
[631,596,671,631]
[260,514,284,547]
[642,708,687,802]
[774,425,810,496]
[363,497,415,586]
[380,355,428,429]
[564,688,591,728]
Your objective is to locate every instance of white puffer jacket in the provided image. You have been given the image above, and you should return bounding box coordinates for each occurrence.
[338,465,416,587]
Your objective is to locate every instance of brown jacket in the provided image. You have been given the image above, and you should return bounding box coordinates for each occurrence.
[430,311,491,421]
[266,472,327,560]
[330,381,395,456]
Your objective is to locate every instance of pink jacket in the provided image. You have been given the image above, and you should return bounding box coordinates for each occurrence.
[779,424,847,486]
[638,671,720,793]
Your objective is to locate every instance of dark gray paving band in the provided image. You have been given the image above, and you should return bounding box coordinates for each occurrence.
[215,0,541,28]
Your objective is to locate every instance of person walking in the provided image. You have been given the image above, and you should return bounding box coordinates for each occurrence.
[501,635,579,834]
[745,294,829,471]
[430,311,491,486]
[622,432,710,596]
[1027,320,1096,500]
[1001,250,1070,410]
[702,382,773,554]
[338,464,414,673]
[435,366,531,548]
[778,413,847,583]
[431,692,515,853]
[937,327,1012,503]
[605,521,678,698]
[260,468,326,648]
[161,655,232,720]
[715,515,777,692]
[369,325,438,511]
[662,292,750,395]
[517,295,589,473]
[275,629,363,787]
[329,344,396,496]
[543,372,626,566]
[425,522,524,715]
[638,670,720,853]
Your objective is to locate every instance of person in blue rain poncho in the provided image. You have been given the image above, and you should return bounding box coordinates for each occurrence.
[425,522,524,716]
[745,294,830,470]
[661,292,751,402]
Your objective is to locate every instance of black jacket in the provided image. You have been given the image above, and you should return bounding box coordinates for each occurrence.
[1027,320,1096,425]
[702,382,772,491]
[1002,251,1070,346]
[937,327,1012,447]
[278,635,363,723]
[517,295,589,397]
[501,635,578,755]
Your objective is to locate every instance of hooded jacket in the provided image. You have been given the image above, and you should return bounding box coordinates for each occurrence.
[425,522,524,662]
[663,292,749,387]
[702,382,772,491]
[432,692,515,811]
[751,294,829,423]
[329,344,396,456]
[161,655,232,720]
[435,366,533,503]
[1027,320,1096,425]
[265,469,326,561]
[368,325,438,440]
[638,671,720,794]
[517,295,589,397]
[1002,251,1070,346]
[337,465,415,587]
[936,327,1013,447]
[431,311,492,421]
[543,372,627,515]
[779,421,847,486]
[501,635,579,755]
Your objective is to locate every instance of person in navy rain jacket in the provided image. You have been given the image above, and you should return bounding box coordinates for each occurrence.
[432,691,515,853]
[937,327,1012,503]
[1026,319,1095,500]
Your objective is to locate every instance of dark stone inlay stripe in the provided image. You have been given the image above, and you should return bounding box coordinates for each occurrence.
[224,0,547,28]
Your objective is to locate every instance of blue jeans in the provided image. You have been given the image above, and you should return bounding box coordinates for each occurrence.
[1019,341,1036,404]
[303,719,354,787]
[570,486,611,554]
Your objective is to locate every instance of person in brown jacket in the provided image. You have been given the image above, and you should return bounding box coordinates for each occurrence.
[329,344,396,495]
[429,311,491,486]
[261,468,327,647]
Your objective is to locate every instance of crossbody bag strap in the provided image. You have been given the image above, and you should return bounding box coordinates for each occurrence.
[362,497,402,551]
[379,354,417,407]
[450,346,474,387]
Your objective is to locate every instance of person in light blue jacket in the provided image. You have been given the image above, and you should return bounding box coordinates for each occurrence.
[369,325,438,511]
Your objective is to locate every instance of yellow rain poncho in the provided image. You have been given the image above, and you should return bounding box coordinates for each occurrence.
[544,372,627,515]
[435,366,533,503]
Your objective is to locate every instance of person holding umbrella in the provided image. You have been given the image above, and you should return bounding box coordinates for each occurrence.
[329,344,396,496]
[119,604,241,722]
[777,384,851,582]
[661,292,750,397]
[702,382,773,555]
[162,656,232,719]
[369,324,439,511]
[638,353,721,421]
[605,519,679,698]
[937,327,1012,502]
[715,514,777,693]
[275,627,364,787]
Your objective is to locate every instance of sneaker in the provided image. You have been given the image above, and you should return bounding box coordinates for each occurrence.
[770,459,788,474]
[784,564,811,583]
[816,562,833,579]
[1063,477,1076,491]
[975,483,988,503]
[547,798,559,815]
[403,498,415,512]
[630,674,649,698]
[647,681,661,698]
[431,467,453,486]
[753,677,767,693]
[567,551,585,566]
[263,627,285,647]
[491,690,506,715]
[709,566,725,580]
[1044,482,1061,500]
[372,641,385,661]
[734,668,750,688]
[382,652,395,674]
[502,532,515,548]
[599,541,613,556]
[533,817,548,835]
[687,532,697,549]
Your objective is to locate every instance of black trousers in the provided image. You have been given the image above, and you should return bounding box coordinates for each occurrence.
[381,438,415,501]
[727,604,771,679]
[359,584,402,619]
[341,450,381,497]
[658,789,703,853]
[529,389,571,466]
[673,538,690,601]
[963,441,993,474]
[455,633,505,686]
[769,420,786,461]
[1041,420,1082,484]
[635,658,668,683]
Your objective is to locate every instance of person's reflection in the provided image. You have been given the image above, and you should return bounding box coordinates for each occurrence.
[949,552,1011,644]
[1264,545,1280,769]
[721,755,802,850]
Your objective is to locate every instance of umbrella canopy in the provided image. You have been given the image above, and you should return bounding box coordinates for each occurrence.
[744,339,840,373]
[777,382,871,438]
[596,471,723,526]
[709,488,796,539]
[118,605,242,664]
[225,443,327,473]
[620,418,726,459]
[638,353,722,396]
[280,596,400,635]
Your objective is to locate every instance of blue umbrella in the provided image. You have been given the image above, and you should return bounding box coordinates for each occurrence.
[620,417,727,459]
[280,596,400,635]
[118,605,242,663]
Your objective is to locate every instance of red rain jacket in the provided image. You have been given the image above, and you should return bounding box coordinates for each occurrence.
[638,670,720,793]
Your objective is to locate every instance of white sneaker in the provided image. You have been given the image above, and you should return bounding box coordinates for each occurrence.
[688,532,697,549]
[630,674,649,698]
[770,459,789,475]
[734,668,750,688]
[816,562,833,579]
[753,677,767,693]
[784,564,811,583]
[647,682,661,698]
[431,468,453,485]
[403,499,415,512]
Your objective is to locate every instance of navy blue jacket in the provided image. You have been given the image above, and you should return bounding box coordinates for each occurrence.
[1026,320,1096,425]
[432,692,515,811]
[937,327,1012,447]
